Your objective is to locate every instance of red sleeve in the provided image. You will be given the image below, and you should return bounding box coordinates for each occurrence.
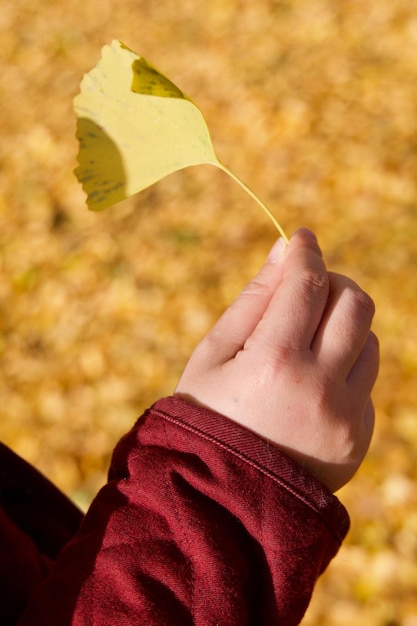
[19,396,349,626]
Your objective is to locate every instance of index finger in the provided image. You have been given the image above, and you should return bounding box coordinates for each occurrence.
[248,228,329,354]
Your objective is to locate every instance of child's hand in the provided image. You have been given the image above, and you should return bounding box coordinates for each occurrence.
[175,228,379,492]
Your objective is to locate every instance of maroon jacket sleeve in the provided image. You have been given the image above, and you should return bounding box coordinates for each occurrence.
[19,396,350,626]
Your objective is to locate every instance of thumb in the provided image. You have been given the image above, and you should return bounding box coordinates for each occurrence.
[202,237,287,365]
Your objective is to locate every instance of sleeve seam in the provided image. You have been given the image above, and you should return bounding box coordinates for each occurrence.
[152,409,346,544]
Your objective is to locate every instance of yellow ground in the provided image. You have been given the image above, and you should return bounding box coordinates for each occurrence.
[1,1,417,623]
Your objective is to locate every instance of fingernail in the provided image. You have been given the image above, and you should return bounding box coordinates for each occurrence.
[267,237,286,263]
[291,228,317,244]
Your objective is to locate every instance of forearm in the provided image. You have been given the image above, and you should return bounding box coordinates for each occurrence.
[19,397,349,626]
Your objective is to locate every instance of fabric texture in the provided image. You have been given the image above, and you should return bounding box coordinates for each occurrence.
[0,442,83,625]
[6,396,350,625]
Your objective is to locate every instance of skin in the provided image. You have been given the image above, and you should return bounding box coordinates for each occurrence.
[175,228,379,493]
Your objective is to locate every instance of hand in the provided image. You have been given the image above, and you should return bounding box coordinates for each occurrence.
[175,228,379,492]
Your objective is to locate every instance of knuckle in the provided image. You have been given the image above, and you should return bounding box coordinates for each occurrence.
[242,275,273,298]
[351,288,376,319]
[295,267,328,299]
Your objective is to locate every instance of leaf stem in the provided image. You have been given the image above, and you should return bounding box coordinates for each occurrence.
[216,162,289,244]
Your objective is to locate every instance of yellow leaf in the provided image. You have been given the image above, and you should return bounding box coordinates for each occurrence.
[73,40,287,241]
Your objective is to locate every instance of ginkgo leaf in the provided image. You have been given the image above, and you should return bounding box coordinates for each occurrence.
[73,39,287,241]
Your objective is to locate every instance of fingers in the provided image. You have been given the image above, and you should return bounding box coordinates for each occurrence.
[248,228,329,353]
[199,227,379,401]
[202,237,287,364]
[312,272,377,380]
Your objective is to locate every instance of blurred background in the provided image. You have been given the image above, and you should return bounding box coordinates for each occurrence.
[1,0,417,623]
